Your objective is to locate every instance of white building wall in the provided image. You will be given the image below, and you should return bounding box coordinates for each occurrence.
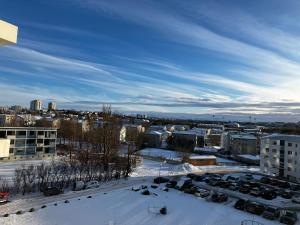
[0,139,10,158]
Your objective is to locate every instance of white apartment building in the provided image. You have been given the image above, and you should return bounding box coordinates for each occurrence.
[260,134,300,182]
[221,131,259,155]
[30,99,42,111]
[0,127,57,161]
[48,101,56,111]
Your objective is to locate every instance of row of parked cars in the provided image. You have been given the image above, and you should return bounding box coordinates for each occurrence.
[234,199,298,225]
[195,173,299,201]
[153,174,299,225]
[154,176,228,203]
[41,180,101,197]
[260,177,300,191]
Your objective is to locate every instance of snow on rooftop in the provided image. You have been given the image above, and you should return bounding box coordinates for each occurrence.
[188,155,216,160]
[238,155,260,160]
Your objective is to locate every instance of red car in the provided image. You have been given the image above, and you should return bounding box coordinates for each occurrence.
[0,192,9,204]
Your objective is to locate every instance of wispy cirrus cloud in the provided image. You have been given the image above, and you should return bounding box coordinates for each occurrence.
[1,0,300,121]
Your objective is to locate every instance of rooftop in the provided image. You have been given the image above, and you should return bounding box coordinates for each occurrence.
[262,134,300,142]
[0,127,57,130]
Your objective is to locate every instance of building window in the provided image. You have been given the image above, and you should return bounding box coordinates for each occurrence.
[7,131,15,135]
[272,149,277,153]
[10,139,15,144]
[288,143,293,147]
[266,148,269,152]
[288,151,293,155]
[288,167,292,172]
[272,141,277,145]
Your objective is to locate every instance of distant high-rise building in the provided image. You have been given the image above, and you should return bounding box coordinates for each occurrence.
[48,101,56,111]
[30,100,42,111]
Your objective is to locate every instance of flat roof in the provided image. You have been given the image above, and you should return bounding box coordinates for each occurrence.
[0,127,57,130]
[262,134,300,142]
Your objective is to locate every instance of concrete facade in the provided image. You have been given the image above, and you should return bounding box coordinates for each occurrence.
[30,100,42,111]
[260,134,300,182]
[0,127,57,161]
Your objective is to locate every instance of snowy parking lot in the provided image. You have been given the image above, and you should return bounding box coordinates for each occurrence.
[0,183,284,225]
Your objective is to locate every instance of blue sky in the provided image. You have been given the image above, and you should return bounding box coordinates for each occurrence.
[1,0,300,121]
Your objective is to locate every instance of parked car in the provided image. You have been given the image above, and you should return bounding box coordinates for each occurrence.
[183,185,198,194]
[208,178,221,187]
[194,189,210,198]
[211,192,228,203]
[250,187,261,197]
[245,201,265,215]
[175,178,192,190]
[72,181,85,191]
[166,180,177,188]
[219,181,230,189]
[234,199,246,211]
[228,182,239,191]
[193,175,204,182]
[187,173,197,179]
[260,176,269,183]
[292,195,300,204]
[43,187,63,196]
[239,185,251,194]
[0,192,9,204]
[291,184,300,191]
[281,191,293,199]
[261,189,277,200]
[85,180,100,189]
[262,207,280,220]
[153,177,169,184]
[278,181,291,189]
[280,211,298,225]
[226,175,238,182]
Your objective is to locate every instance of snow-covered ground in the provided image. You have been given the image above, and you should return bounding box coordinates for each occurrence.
[0,184,285,225]
[132,159,259,177]
[0,160,53,179]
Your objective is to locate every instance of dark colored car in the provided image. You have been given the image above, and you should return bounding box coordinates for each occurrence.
[219,181,230,189]
[226,175,238,182]
[291,184,300,191]
[245,201,265,215]
[228,182,239,191]
[262,207,280,220]
[183,185,198,194]
[280,211,298,225]
[211,192,228,203]
[234,199,246,211]
[193,175,204,182]
[261,189,277,200]
[43,187,63,196]
[166,180,177,188]
[208,178,221,187]
[260,176,269,184]
[187,173,197,179]
[250,187,261,197]
[278,181,291,189]
[239,185,251,194]
[153,177,169,184]
[281,191,293,199]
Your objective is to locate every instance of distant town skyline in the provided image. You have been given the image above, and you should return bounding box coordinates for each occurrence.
[1,0,300,121]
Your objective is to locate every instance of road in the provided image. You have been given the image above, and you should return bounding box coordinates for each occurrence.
[0,177,149,216]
